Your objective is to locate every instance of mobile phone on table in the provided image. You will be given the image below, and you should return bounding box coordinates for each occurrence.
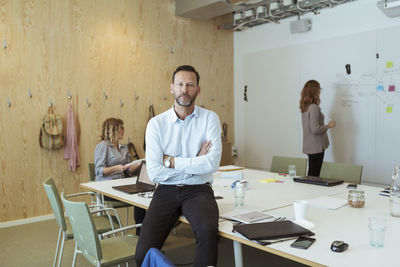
[347,184,357,189]
[290,236,316,249]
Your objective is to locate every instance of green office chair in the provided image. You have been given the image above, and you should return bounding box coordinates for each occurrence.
[320,161,363,184]
[89,163,132,225]
[61,192,141,267]
[270,156,307,176]
[43,178,122,267]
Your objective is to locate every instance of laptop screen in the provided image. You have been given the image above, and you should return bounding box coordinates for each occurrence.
[137,162,156,186]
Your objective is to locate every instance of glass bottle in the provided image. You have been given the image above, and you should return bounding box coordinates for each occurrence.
[234,182,245,207]
[390,164,400,217]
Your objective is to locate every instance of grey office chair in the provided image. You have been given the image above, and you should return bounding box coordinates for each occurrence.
[320,161,363,184]
[270,156,308,176]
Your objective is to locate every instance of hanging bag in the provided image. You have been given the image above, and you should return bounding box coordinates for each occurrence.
[39,106,64,150]
[143,104,155,152]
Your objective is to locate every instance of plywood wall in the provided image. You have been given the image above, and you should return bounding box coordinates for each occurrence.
[0,0,233,222]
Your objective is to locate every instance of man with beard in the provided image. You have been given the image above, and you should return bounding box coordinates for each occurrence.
[135,65,222,267]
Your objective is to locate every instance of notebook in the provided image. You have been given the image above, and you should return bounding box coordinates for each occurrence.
[232,211,274,224]
[233,220,314,241]
[112,162,156,194]
[293,176,344,186]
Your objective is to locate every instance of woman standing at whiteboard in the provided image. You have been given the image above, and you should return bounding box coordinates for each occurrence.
[300,80,336,176]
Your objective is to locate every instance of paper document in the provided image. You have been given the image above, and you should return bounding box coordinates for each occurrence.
[219,165,245,172]
[232,211,274,224]
[307,196,347,210]
[212,179,234,187]
[125,158,144,167]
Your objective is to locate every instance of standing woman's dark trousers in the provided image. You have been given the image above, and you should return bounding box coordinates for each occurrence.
[307,150,325,177]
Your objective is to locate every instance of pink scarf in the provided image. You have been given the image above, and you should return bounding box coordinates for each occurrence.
[64,102,80,171]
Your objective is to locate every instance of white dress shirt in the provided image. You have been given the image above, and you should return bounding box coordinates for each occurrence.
[145,105,222,185]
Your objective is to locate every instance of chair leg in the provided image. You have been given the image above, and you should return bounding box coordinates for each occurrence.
[57,231,66,267]
[72,241,78,267]
[53,228,62,267]
[126,207,129,226]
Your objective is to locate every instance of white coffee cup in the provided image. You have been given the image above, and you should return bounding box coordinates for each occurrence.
[293,200,308,221]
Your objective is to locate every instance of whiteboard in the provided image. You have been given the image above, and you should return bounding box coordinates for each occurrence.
[243,26,400,185]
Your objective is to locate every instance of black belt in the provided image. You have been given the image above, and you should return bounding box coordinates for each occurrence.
[160,182,211,188]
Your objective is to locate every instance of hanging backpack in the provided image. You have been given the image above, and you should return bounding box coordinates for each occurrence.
[39,106,64,150]
[143,104,155,152]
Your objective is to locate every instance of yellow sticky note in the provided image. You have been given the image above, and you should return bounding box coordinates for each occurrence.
[259,179,277,183]
[386,106,393,113]
[387,61,394,68]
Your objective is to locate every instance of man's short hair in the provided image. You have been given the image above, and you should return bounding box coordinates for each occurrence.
[172,65,200,85]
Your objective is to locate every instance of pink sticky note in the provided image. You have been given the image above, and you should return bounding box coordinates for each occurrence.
[389,85,395,92]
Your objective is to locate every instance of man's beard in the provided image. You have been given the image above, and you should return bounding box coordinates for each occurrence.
[175,93,197,107]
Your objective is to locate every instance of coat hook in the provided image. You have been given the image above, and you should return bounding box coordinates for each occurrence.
[210,94,215,101]
[128,137,131,144]
[103,91,107,100]
[86,98,91,108]
[220,100,225,107]
[6,97,11,107]
[3,39,7,49]
[148,100,152,106]
[67,90,72,100]
[120,99,124,108]
[162,93,167,100]
[49,98,53,107]
[134,91,139,100]
[28,88,32,98]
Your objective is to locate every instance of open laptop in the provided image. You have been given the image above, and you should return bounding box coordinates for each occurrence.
[112,161,156,194]
[293,176,344,187]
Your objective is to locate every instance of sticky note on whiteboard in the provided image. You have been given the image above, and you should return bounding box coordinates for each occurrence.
[376,84,384,91]
[386,61,394,68]
[388,85,395,92]
[386,106,393,113]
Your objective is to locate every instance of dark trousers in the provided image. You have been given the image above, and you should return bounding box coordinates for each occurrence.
[134,206,146,235]
[307,151,325,177]
[135,184,219,267]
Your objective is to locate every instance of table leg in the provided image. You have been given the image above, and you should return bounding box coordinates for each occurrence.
[233,240,243,267]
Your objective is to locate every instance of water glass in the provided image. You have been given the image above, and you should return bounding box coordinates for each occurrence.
[288,165,296,179]
[368,217,387,248]
[234,182,245,207]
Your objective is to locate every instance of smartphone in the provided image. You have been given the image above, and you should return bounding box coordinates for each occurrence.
[347,184,357,189]
[290,236,316,249]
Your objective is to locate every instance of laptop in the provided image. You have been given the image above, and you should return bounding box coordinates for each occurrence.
[293,176,344,186]
[112,162,156,194]
[233,220,314,241]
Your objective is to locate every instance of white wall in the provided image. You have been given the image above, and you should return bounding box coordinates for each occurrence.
[234,0,400,179]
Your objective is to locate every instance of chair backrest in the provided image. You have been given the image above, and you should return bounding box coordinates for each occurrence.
[270,156,307,176]
[88,163,95,182]
[320,161,363,184]
[142,248,175,267]
[61,192,103,263]
[43,178,67,231]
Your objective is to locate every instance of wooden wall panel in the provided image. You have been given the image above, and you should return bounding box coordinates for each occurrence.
[0,0,234,222]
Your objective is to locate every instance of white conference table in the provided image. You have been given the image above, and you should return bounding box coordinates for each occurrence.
[81,168,361,267]
[218,184,399,267]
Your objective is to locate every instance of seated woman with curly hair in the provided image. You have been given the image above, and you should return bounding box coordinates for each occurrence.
[94,117,145,234]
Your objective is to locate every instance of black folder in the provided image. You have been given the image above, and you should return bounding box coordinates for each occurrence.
[233,220,314,241]
[293,176,344,186]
